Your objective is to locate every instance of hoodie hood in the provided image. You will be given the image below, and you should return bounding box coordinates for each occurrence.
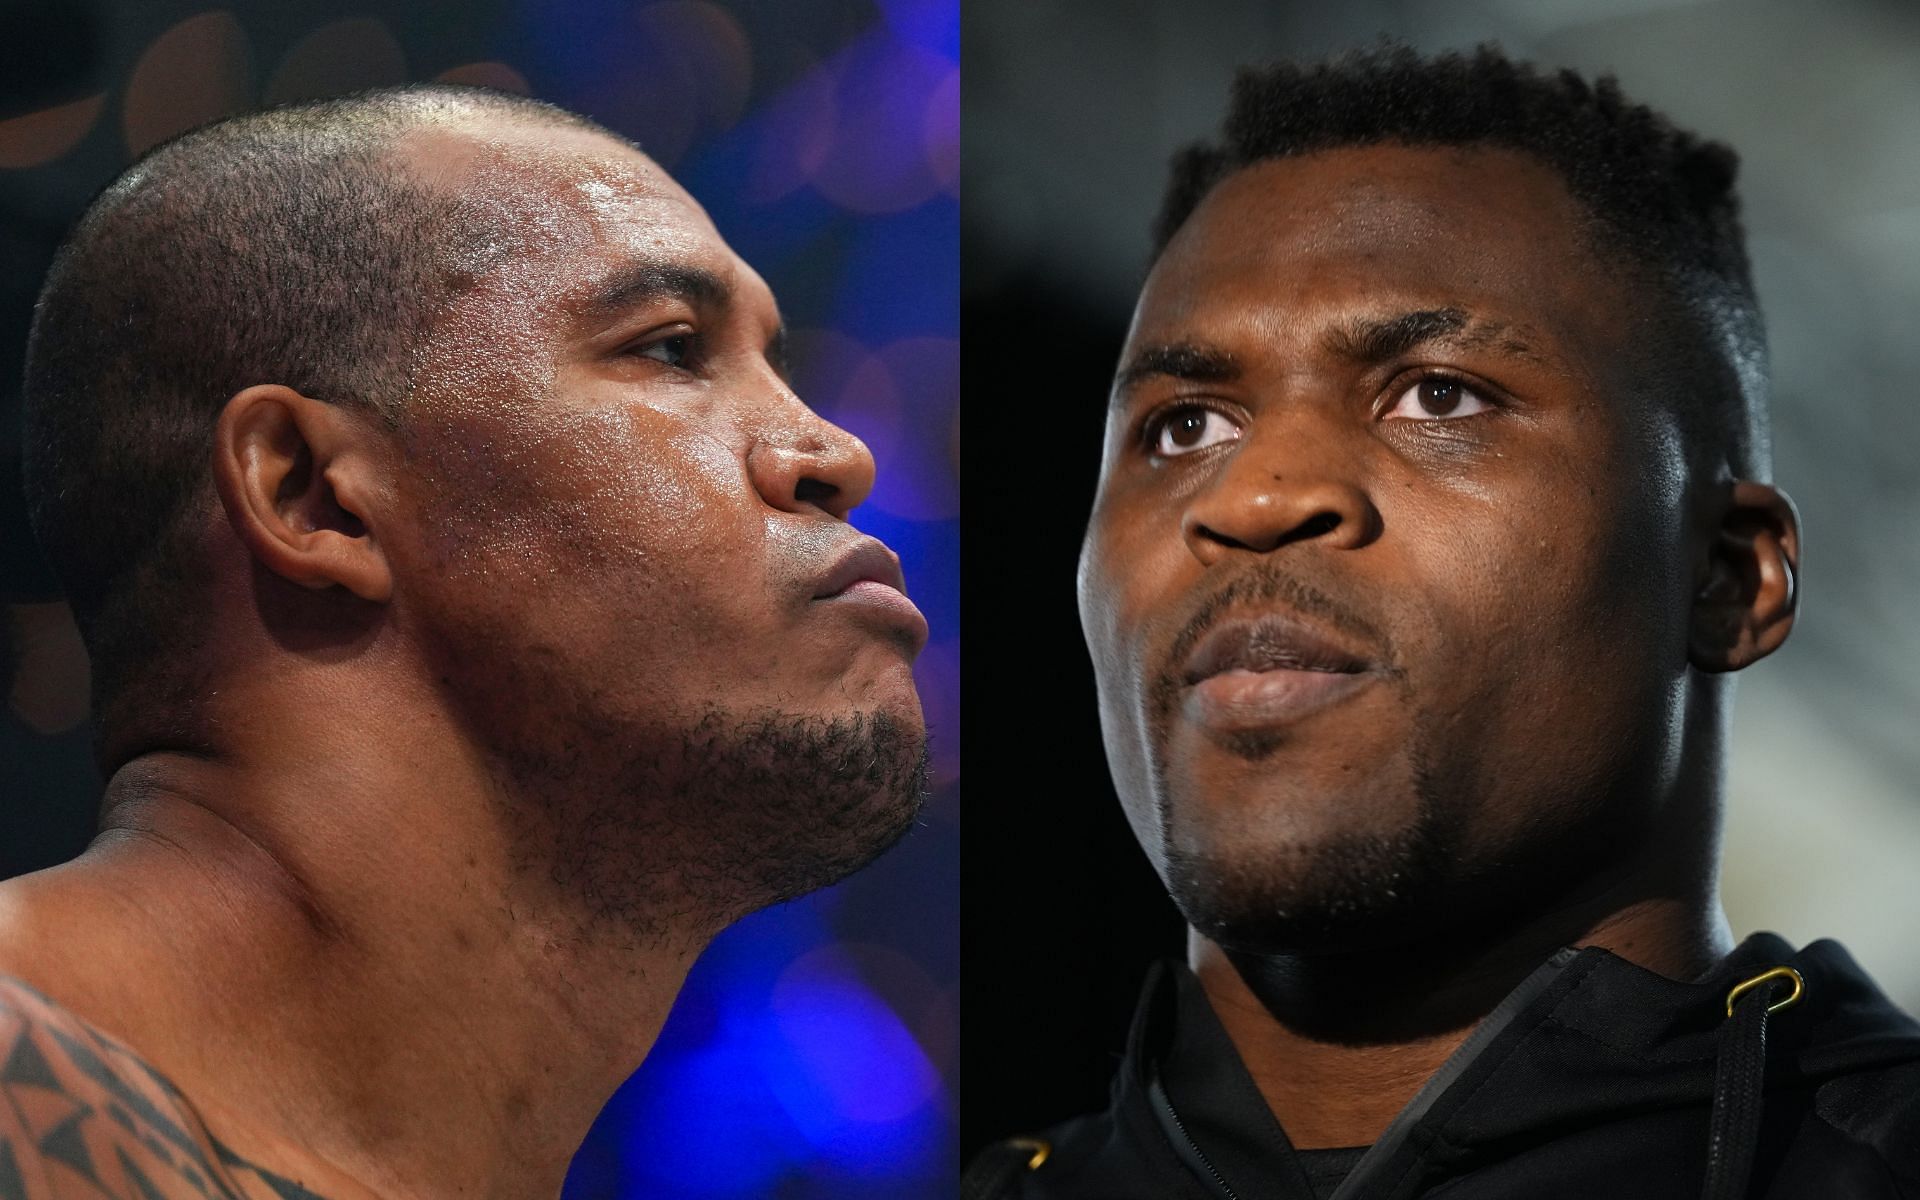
[977,934,1920,1199]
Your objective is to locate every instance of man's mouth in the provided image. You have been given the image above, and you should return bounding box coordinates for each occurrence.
[1182,615,1371,683]
[1178,614,1377,730]
[813,538,911,601]
[811,537,929,651]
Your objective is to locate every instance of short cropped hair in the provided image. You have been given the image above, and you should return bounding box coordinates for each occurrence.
[21,85,611,737]
[1156,43,1768,482]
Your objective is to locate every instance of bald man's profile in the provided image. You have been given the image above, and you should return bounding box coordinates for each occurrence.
[0,86,929,1197]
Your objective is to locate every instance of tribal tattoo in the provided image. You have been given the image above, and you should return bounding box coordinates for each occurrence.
[0,977,332,1200]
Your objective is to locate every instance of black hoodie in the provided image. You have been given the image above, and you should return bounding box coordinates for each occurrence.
[966,934,1920,1198]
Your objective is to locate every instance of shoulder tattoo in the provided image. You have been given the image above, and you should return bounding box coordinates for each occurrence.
[0,977,331,1200]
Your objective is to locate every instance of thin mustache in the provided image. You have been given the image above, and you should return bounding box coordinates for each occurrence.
[1163,568,1396,682]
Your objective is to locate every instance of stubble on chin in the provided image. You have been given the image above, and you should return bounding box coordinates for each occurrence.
[1145,716,1466,958]
[512,705,931,951]
[1159,820,1439,956]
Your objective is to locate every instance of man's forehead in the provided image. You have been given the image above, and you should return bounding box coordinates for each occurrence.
[1132,144,1623,360]
[396,114,683,202]
[395,115,730,276]
[381,114,784,352]
[1170,144,1589,249]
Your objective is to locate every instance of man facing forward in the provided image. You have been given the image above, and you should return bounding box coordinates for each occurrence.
[971,46,1919,1200]
[0,87,928,1198]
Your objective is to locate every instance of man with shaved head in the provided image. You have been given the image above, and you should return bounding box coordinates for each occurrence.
[0,85,927,1197]
[969,44,1920,1200]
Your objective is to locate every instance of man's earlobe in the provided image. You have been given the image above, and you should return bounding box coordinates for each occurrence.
[211,385,393,603]
[1688,481,1798,673]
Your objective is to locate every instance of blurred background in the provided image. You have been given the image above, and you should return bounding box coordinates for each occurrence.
[0,0,957,1196]
[964,0,1920,1158]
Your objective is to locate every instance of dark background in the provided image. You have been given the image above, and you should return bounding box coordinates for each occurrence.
[0,1,959,1196]
[962,0,1920,1161]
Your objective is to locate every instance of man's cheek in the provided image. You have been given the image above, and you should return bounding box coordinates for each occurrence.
[1082,520,1171,687]
[536,416,750,570]
[627,424,754,554]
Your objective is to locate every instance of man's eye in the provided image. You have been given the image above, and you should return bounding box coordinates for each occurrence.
[1382,376,1492,421]
[1150,407,1241,456]
[634,334,696,368]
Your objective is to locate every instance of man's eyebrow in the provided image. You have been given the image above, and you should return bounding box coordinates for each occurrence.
[1322,307,1544,365]
[1113,342,1241,399]
[577,260,732,323]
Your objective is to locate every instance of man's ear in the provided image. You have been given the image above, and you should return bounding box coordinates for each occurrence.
[1689,480,1799,673]
[211,385,393,603]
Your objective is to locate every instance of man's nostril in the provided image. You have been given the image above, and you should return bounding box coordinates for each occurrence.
[795,477,839,508]
[1293,512,1340,541]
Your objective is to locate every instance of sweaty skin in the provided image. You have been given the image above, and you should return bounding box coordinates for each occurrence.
[0,112,926,1199]
[1079,145,1797,1149]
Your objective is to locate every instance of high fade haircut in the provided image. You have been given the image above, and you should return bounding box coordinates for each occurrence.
[1154,42,1769,484]
[22,83,621,748]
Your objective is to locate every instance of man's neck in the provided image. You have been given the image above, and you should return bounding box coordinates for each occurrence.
[0,718,703,1200]
[1189,877,1734,1151]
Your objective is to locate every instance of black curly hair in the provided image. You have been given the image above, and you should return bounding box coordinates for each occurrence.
[1155,43,1769,481]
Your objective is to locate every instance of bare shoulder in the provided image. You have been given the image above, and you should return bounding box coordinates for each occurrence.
[0,976,326,1200]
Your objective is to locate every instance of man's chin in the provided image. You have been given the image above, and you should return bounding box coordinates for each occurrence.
[766,721,930,902]
[687,705,931,919]
[1160,826,1443,958]
[526,704,928,945]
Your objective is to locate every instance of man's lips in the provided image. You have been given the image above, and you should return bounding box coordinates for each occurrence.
[1179,613,1377,730]
[1181,614,1372,683]
[812,537,928,648]
[814,538,909,600]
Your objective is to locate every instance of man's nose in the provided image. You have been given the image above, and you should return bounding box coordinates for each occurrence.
[1180,416,1380,564]
[744,383,876,521]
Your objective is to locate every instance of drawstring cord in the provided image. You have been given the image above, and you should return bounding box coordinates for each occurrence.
[961,1137,1050,1200]
[968,964,1806,1200]
[1701,966,1803,1200]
